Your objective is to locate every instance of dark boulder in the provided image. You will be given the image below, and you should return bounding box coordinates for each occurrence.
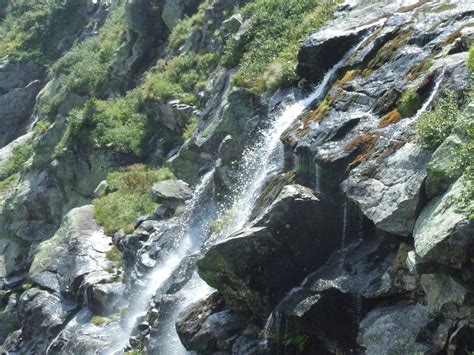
[197,185,339,316]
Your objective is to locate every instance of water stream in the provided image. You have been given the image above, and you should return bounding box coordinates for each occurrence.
[116,37,368,355]
[111,169,217,353]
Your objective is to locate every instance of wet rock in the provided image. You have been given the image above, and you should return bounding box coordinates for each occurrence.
[358,303,431,354]
[414,175,474,269]
[82,271,125,315]
[15,288,77,353]
[198,185,338,315]
[297,25,371,83]
[150,179,193,210]
[177,293,247,353]
[420,273,469,313]
[264,234,411,353]
[343,143,432,236]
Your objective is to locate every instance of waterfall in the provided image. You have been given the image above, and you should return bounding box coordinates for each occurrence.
[149,273,213,355]
[110,168,217,353]
[219,54,349,238]
[115,38,368,354]
[413,69,445,121]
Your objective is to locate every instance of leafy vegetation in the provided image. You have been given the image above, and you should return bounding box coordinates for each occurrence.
[415,90,458,150]
[93,165,175,235]
[140,53,219,104]
[468,44,474,72]
[0,173,20,196]
[91,315,110,326]
[416,88,473,218]
[105,245,123,265]
[65,93,147,156]
[0,0,87,61]
[222,0,339,94]
[398,88,420,117]
[42,4,126,115]
[0,143,33,180]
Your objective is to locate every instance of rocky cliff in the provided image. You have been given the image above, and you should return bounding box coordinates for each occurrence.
[0,0,473,354]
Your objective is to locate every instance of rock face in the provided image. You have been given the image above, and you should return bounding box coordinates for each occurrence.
[0,59,44,148]
[29,205,111,294]
[297,25,370,84]
[1,0,474,353]
[0,206,122,353]
[343,143,432,236]
[414,175,474,269]
[197,185,339,316]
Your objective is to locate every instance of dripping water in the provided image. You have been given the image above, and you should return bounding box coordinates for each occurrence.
[341,197,348,248]
[314,162,321,196]
[219,49,353,239]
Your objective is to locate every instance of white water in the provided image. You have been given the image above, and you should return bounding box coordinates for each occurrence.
[219,58,347,239]
[151,273,213,355]
[114,38,370,355]
[111,169,216,353]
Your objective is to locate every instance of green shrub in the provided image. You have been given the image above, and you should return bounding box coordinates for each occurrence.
[91,315,109,326]
[33,120,51,136]
[93,165,175,235]
[398,88,421,117]
[106,164,175,194]
[183,115,200,141]
[0,173,20,195]
[415,90,459,150]
[0,143,33,180]
[41,3,125,115]
[140,53,219,103]
[0,0,88,61]
[222,0,339,94]
[468,44,474,72]
[64,92,147,156]
[105,245,123,265]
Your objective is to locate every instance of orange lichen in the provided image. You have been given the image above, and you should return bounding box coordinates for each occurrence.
[345,132,380,168]
[367,30,412,70]
[378,109,402,128]
[336,69,360,87]
[299,93,336,136]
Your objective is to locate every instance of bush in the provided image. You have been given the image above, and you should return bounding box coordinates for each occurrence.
[0,143,33,180]
[41,3,125,115]
[140,53,220,103]
[398,88,420,117]
[91,315,109,326]
[468,44,474,72]
[105,245,123,265]
[64,92,147,156]
[222,0,339,94]
[93,165,175,235]
[183,115,199,141]
[0,0,88,61]
[415,90,459,150]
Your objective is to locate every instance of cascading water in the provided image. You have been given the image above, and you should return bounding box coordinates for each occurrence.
[111,168,217,353]
[218,56,349,239]
[116,36,370,355]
